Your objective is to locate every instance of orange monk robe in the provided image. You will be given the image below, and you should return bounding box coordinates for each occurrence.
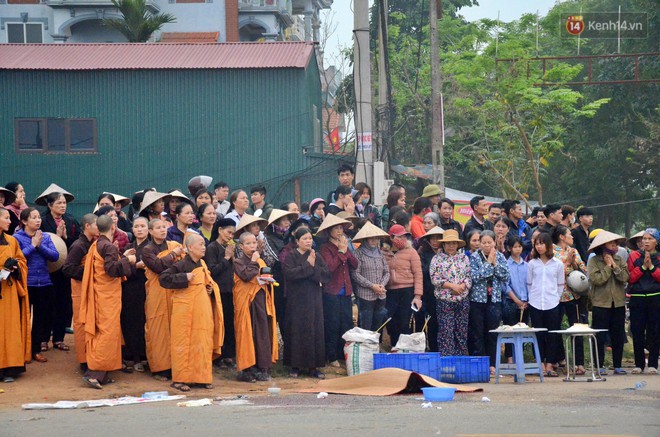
[62,234,94,364]
[79,236,133,372]
[0,234,31,370]
[142,241,182,373]
[159,256,223,384]
[233,257,278,372]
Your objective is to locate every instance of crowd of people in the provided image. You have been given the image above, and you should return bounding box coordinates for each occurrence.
[0,164,658,392]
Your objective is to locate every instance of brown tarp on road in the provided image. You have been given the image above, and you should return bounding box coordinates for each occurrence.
[299,368,483,396]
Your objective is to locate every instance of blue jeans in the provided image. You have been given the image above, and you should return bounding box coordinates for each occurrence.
[357,297,387,332]
[322,293,353,362]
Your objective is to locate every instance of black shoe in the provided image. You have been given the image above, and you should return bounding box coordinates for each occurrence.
[237,371,256,383]
[255,370,271,382]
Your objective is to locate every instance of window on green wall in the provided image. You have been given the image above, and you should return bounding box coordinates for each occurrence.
[15,118,97,153]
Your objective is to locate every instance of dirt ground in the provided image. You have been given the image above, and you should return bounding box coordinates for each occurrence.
[0,334,655,410]
[0,336,350,408]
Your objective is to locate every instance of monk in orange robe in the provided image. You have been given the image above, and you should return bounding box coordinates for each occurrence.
[159,233,223,392]
[62,213,99,371]
[0,207,31,382]
[233,233,278,383]
[79,215,135,389]
[142,218,184,380]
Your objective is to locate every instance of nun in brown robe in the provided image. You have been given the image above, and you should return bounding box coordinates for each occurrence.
[282,227,330,378]
[120,217,149,370]
[142,218,184,379]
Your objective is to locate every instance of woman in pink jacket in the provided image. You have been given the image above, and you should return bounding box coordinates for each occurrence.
[383,224,423,348]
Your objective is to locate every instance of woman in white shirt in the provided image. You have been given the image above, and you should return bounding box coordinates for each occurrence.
[527,232,565,377]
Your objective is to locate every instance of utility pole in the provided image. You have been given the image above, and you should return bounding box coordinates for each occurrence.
[429,0,445,195]
[377,0,392,181]
[354,0,373,187]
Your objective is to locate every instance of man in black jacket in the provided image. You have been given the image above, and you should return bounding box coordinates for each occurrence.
[462,196,493,241]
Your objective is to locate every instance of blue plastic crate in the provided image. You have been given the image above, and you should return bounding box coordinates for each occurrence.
[373,353,442,380]
[439,356,490,383]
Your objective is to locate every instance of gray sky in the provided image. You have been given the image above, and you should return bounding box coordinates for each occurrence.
[322,0,558,66]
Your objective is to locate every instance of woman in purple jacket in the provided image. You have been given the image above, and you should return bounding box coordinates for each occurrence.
[14,207,60,363]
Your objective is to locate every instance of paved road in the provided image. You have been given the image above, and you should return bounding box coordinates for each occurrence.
[3,376,659,436]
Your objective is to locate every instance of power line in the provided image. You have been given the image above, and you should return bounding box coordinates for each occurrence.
[587,197,659,209]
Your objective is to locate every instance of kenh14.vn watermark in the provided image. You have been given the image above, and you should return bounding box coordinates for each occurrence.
[563,12,647,38]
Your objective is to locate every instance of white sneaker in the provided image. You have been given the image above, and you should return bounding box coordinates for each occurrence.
[631,367,643,374]
[328,360,341,368]
[645,367,658,374]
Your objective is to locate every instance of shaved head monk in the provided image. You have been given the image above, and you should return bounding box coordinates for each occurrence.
[62,213,99,372]
[159,233,223,392]
[79,214,136,389]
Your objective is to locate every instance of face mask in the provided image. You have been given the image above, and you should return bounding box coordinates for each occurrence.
[362,197,370,206]
[273,224,289,234]
[604,247,618,256]
[392,238,407,250]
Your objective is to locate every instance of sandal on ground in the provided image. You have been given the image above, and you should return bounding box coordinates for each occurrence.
[153,374,170,382]
[489,367,496,376]
[133,362,145,372]
[82,376,103,389]
[200,384,213,389]
[614,368,627,375]
[575,367,586,375]
[33,354,48,363]
[40,342,49,352]
[288,370,299,378]
[646,367,658,374]
[546,370,559,377]
[121,363,134,373]
[310,370,326,380]
[631,367,643,374]
[3,376,15,383]
[170,382,191,392]
[53,342,70,351]
[103,378,115,385]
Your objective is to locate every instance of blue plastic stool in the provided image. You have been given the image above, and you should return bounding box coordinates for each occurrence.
[494,331,544,383]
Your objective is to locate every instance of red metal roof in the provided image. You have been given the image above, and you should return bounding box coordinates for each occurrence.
[0,43,316,70]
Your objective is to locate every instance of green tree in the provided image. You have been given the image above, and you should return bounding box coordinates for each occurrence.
[103,0,176,42]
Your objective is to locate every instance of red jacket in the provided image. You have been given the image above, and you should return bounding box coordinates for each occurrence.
[319,242,358,296]
[411,215,426,239]
[627,250,660,295]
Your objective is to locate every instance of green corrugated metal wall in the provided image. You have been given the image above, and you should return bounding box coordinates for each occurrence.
[0,57,343,217]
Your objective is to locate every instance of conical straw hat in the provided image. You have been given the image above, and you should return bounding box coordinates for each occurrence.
[352,221,389,242]
[46,232,68,272]
[0,187,17,206]
[268,209,300,226]
[165,189,193,205]
[420,226,445,240]
[315,213,351,236]
[316,214,351,235]
[103,192,130,208]
[627,230,645,250]
[236,214,268,234]
[34,183,74,206]
[588,230,626,252]
[139,191,169,214]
